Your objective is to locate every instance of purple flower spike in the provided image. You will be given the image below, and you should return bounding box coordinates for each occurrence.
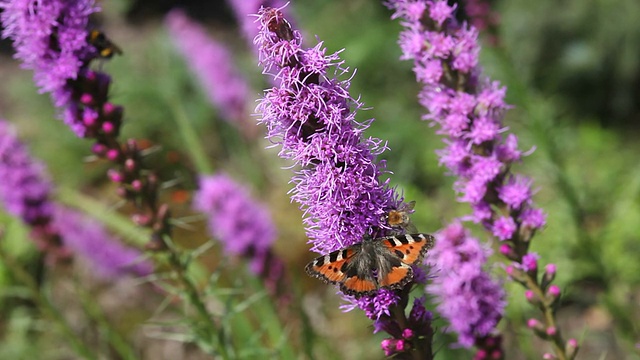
[194,173,276,258]
[427,222,505,348]
[53,206,153,279]
[165,10,252,131]
[387,0,545,253]
[0,120,54,227]
[194,173,287,294]
[255,7,397,255]
[0,120,70,261]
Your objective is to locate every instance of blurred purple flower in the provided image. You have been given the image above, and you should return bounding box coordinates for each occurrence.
[165,9,251,129]
[427,222,505,348]
[0,120,54,228]
[52,206,152,279]
[194,173,276,257]
[255,7,397,255]
[194,173,285,292]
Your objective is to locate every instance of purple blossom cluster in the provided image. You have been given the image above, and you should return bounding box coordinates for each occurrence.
[52,206,153,279]
[0,120,54,228]
[427,222,505,348]
[0,0,98,94]
[0,0,99,137]
[194,173,284,290]
[165,9,251,130]
[387,0,545,254]
[254,7,397,255]
[0,119,69,261]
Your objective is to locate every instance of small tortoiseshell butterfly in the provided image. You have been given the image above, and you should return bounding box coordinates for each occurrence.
[305,233,435,298]
[386,201,418,234]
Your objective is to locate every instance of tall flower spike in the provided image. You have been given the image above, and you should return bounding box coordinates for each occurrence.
[388,1,572,358]
[165,9,253,134]
[0,120,69,262]
[255,7,434,358]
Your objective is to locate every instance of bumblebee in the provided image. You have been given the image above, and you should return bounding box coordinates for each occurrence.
[87,30,123,59]
[385,200,418,234]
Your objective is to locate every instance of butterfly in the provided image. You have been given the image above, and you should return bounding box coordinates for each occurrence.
[385,201,418,234]
[305,233,435,298]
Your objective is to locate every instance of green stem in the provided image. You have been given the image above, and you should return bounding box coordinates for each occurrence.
[0,247,97,360]
[523,274,567,360]
[162,237,232,360]
[74,277,138,360]
[168,98,214,175]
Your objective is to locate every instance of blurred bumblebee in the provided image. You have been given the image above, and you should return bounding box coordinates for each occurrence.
[385,200,418,234]
[87,30,123,59]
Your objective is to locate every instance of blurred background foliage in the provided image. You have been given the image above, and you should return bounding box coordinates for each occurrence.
[1,0,639,359]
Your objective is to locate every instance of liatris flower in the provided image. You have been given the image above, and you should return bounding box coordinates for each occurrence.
[427,222,505,348]
[255,8,433,358]
[194,173,284,291]
[52,205,153,279]
[0,120,69,262]
[165,9,252,131]
[255,7,396,254]
[388,0,545,255]
[388,0,573,357]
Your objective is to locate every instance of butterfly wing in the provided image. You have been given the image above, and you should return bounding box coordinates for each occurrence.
[305,246,358,285]
[381,233,434,265]
[377,233,435,288]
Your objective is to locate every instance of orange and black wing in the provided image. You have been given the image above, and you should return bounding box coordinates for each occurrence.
[381,233,434,265]
[305,247,357,285]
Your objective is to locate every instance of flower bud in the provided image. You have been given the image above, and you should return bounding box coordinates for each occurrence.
[565,338,579,359]
[80,93,94,106]
[402,328,414,339]
[106,149,120,161]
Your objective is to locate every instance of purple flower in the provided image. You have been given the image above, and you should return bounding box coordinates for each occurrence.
[165,9,251,128]
[0,0,104,137]
[194,173,288,294]
[427,222,505,348]
[0,0,98,94]
[388,0,546,251]
[342,288,400,320]
[255,7,397,255]
[0,120,54,228]
[194,173,276,258]
[52,206,152,279]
